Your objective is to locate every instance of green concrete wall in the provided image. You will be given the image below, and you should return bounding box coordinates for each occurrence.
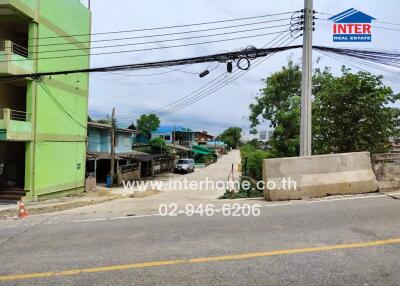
[23,0,91,200]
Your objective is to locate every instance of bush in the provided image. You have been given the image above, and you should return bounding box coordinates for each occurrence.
[240,144,256,160]
[218,176,263,199]
[245,150,273,181]
[149,138,169,154]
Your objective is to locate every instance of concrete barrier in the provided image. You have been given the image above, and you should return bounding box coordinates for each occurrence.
[372,153,400,192]
[263,152,378,201]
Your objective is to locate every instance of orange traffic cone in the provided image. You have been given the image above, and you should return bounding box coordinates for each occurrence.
[18,201,29,219]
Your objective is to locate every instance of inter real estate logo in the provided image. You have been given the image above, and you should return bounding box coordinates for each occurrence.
[328,8,376,42]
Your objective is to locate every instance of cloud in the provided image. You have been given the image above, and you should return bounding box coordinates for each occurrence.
[87,0,400,135]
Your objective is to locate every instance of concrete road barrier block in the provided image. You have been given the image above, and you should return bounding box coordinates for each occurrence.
[263,152,378,201]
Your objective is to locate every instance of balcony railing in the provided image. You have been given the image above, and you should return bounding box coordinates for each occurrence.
[174,140,193,148]
[0,40,28,58]
[10,109,29,121]
[0,109,29,121]
[11,42,29,59]
[0,40,33,75]
[0,108,32,141]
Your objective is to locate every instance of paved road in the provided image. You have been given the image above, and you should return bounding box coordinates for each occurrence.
[0,193,399,285]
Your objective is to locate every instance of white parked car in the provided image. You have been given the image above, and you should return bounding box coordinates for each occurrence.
[174,159,195,174]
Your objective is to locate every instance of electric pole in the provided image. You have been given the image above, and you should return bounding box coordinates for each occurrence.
[110,107,116,187]
[300,0,313,156]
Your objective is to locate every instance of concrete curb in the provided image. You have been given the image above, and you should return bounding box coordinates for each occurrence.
[0,194,122,219]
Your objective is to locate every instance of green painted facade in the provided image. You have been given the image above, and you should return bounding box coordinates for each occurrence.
[0,0,91,200]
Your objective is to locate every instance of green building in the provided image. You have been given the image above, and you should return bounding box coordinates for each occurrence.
[0,0,91,200]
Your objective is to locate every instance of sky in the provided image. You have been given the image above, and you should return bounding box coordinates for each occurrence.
[82,0,400,139]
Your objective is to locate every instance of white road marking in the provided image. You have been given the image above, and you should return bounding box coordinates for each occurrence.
[0,193,392,228]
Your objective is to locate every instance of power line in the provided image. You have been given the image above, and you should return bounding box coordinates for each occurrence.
[117,30,299,122]
[105,65,196,77]
[112,30,295,121]
[18,23,292,55]
[28,11,298,40]
[316,50,400,85]
[1,29,294,63]
[156,33,300,118]
[316,10,400,27]
[95,76,183,86]
[313,46,400,69]
[25,17,295,48]
[37,80,87,130]
[0,44,302,79]
[315,17,400,33]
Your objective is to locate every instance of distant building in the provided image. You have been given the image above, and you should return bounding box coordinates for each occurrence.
[151,126,195,147]
[86,123,174,185]
[195,131,214,143]
[259,130,274,142]
[204,141,227,155]
[86,122,141,185]
[88,122,138,154]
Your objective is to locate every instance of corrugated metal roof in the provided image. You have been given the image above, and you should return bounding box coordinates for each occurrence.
[153,125,192,133]
[86,151,171,162]
[88,122,139,134]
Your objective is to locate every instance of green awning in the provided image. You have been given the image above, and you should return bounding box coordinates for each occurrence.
[193,145,214,153]
[191,149,210,155]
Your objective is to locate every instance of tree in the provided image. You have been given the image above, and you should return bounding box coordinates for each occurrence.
[149,138,169,154]
[127,122,136,130]
[136,114,160,139]
[249,60,301,157]
[312,66,400,154]
[219,127,242,149]
[249,61,400,157]
[95,114,111,125]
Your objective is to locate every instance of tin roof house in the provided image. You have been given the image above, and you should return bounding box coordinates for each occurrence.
[151,126,195,147]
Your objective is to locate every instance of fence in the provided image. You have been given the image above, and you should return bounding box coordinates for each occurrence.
[0,41,29,58]
[0,109,30,122]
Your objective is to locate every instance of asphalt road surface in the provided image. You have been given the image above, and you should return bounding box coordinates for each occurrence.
[0,193,399,285]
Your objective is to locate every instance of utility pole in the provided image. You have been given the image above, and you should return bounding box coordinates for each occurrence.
[110,107,116,187]
[173,123,176,148]
[300,0,313,156]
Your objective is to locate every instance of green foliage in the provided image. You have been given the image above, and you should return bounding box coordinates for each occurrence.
[246,150,273,181]
[312,66,400,154]
[219,127,242,149]
[246,138,261,149]
[249,60,302,157]
[219,176,263,199]
[240,143,273,182]
[194,153,214,165]
[94,114,112,125]
[137,114,160,138]
[240,144,256,160]
[127,123,136,130]
[249,61,400,157]
[393,108,400,138]
[149,137,169,154]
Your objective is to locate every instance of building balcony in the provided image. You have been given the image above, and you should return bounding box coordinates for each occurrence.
[0,108,32,141]
[0,40,34,75]
[0,0,37,20]
[175,140,193,148]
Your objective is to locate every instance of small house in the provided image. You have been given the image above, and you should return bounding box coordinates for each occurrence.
[151,126,195,147]
[86,122,141,185]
